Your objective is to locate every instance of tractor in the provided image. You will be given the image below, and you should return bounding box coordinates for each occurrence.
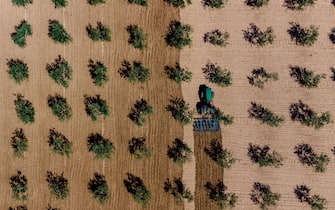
[196,84,215,115]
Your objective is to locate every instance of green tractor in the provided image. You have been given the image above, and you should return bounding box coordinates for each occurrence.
[194,84,221,132]
[197,84,215,115]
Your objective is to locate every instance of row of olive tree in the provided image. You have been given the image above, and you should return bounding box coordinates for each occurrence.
[6,57,109,88]
[208,181,326,210]
[248,100,331,129]
[14,94,331,130]
[13,94,110,123]
[11,18,330,50]
[11,0,318,10]
[5,57,193,86]
[248,65,335,90]
[9,58,335,91]
[205,180,280,210]
[162,0,319,10]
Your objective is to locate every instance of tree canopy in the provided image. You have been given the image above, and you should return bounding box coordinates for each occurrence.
[166,97,194,125]
[124,173,151,207]
[47,94,72,121]
[88,173,110,204]
[48,20,72,44]
[205,180,238,209]
[14,94,35,124]
[165,20,192,49]
[84,94,110,121]
[7,59,29,84]
[11,20,32,47]
[204,139,236,169]
[243,23,274,46]
[288,22,318,46]
[47,55,72,88]
[87,133,115,159]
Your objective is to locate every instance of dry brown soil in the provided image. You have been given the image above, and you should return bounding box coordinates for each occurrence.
[0,1,184,209]
[181,0,335,210]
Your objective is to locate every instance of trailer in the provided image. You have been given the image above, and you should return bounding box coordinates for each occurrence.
[193,117,221,132]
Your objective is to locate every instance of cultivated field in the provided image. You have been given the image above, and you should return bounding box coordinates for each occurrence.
[2,0,335,210]
[0,0,184,209]
[181,0,335,209]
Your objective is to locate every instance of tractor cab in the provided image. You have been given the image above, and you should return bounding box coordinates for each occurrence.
[197,84,215,115]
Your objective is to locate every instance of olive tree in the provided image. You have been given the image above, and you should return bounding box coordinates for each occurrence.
[128,137,151,160]
[51,0,68,8]
[11,20,32,48]
[9,205,27,210]
[164,62,192,83]
[289,65,325,88]
[88,59,109,87]
[288,22,318,46]
[204,180,238,209]
[166,97,194,125]
[87,133,115,159]
[88,173,110,204]
[329,28,335,44]
[247,67,278,89]
[284,0,316,10]
[7,59,29,84]
[164,0,191,8]
[250,182,280,210]
[164,177,193,205]
[10,171,28,201]
[12,0,32,7]
[87,0,105,5]
[167,138,192,165]
[14,94,35,124]
[248,102,284,127]
[248,143,283,167]
[330,67,335,81]
[47,55,72,88]
[48,20,72,44]
[46,171,69,199]
[243,23,274,46]
[294,143,330,173]
[295,184,311,202]
[202,0,227,8]
[202,61,232,87]
[203,29,229,47]
[128,0,148,6]
[124,173,151,207]
[47,94,72,121]
[126,25,147,50]
[84,94,110,121]
[211,107,234,125]
[128,99,153,126]
[289,100,331,129]
[48,128,72,157]
[165,20,192,49]
[245,0,269,8]
[11,128,28,157]
[294,184,327,210]
[118,60,150,83]
[204,139,236,169]
[86,22,111,42]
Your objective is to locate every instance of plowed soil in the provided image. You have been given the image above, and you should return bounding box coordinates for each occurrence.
[0,1,183,209]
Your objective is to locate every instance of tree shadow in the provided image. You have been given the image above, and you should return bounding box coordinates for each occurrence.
[329,28,335,44]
